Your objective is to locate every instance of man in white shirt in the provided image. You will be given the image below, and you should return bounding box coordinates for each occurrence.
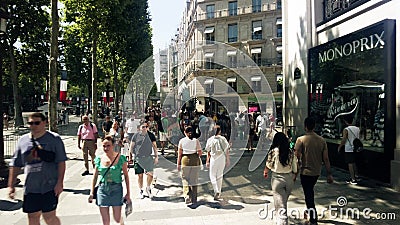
[125,112,140,143]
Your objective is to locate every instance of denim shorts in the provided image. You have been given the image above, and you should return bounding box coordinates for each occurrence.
[96,182,123,207]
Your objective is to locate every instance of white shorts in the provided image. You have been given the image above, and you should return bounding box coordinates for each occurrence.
[159,132,167,141]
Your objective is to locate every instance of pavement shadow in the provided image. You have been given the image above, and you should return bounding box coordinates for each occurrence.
[187,199,245,210]
[0,199,23,211]
[63,188,90,195]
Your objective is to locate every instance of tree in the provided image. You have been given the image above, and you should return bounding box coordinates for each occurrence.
[62,0,153,120]
[5,1,50,126]
[49,0,59,132]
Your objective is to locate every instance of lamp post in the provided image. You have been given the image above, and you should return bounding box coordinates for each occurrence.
[0,4,11,187]
[105,74,110,115]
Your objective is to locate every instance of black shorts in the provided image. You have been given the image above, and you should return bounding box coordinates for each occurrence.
[23,190,58,213]
[345,152,356,164]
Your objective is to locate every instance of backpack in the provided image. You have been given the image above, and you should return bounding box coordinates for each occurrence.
[347,128,363,153]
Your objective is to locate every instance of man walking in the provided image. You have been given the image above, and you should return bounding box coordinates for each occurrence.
[101,115,113,137]
[8,112,67,225]
[294,117,334,225]
[130,121,159,199]
[124,112,140,143]
[77,115,99,176]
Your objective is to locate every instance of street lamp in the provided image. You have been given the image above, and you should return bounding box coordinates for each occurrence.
[0,4,11,187]
[105,74,110,115]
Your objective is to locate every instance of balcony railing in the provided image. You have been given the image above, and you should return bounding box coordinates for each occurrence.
[196,3,280,21]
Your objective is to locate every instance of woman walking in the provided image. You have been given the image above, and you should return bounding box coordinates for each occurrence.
[177,126,202,205]
[88,135,131,225]
[109,121,124,153]
[205,125,230,200]
[263,132,297,225]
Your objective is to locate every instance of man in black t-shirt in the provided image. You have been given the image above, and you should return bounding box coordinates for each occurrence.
[102,116,113,137]
[129,121,158,199]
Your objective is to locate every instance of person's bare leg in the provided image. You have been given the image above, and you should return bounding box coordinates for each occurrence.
[112,206,123,225]
[27,212,41,225]
[99,207,111,225]
[42,210,61,225]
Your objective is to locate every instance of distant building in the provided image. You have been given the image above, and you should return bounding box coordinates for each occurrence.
[172,0,283,115]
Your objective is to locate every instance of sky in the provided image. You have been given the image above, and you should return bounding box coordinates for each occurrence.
[148,0,186,53]
[148,0,186,88]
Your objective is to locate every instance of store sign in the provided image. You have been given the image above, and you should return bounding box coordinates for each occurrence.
[327,97,358,121]
[318,31,385,63]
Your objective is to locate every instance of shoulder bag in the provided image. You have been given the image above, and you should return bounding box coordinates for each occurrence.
[347,128,363,153]
[93,153,119,199]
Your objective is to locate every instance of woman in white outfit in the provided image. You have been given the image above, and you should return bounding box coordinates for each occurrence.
[205,125,230,200]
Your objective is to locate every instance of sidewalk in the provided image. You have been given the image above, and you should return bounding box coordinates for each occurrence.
[0,115,399,224]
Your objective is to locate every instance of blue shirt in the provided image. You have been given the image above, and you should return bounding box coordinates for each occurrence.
[9,131,68,194]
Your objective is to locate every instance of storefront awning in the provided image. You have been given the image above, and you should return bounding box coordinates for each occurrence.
[251,76,261,82]
[251,48,262,54]
[204,52,214,58]
[253,26,262,33]
[204,79,214,85]
[227,77,237,82]
[204,27,215,34]
[276,45,283,53]
[227,50,237,56]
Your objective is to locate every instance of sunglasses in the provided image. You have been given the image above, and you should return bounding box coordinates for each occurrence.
[141,126,148,128]
[27,121,42,125]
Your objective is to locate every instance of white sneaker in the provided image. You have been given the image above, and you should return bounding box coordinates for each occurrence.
[138,190,144,199]
[146,186,153,199]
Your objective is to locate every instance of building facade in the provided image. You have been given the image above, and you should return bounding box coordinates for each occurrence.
[283,0,400,190]
[172,0,283,116]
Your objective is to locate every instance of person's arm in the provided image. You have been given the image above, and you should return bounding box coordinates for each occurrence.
[77,126,82,149]
[129,140,136,159]
[263,164,270,179]
[122,160,131,203]
[206,151,211,168]
[225,142,230,167]
[323,144,334,183]
[337,129,348,152]
[88,166,99,203]
[152,141,158,164]
[177,142,183,171]
[196,139,202,156]
[7,166,20,199]
[54,161,66,196]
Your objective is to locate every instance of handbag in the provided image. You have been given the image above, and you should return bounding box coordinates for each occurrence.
[347,128,364,153]
[93,153,119,199]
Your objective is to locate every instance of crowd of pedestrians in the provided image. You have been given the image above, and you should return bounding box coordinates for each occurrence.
[6,110,351,225]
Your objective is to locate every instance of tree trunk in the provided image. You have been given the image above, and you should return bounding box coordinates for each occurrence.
[112,50,119,114]
[48,0,59,132]
[91,37,98,125]
[8,47,23,127]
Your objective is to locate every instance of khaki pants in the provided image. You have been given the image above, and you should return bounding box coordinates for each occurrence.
[82,140,96,171]
[181,154,200,203]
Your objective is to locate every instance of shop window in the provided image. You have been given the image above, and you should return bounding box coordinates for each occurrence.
[308,20,395,153]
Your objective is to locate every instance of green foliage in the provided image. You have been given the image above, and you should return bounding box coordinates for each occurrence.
[61,0,153,100]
